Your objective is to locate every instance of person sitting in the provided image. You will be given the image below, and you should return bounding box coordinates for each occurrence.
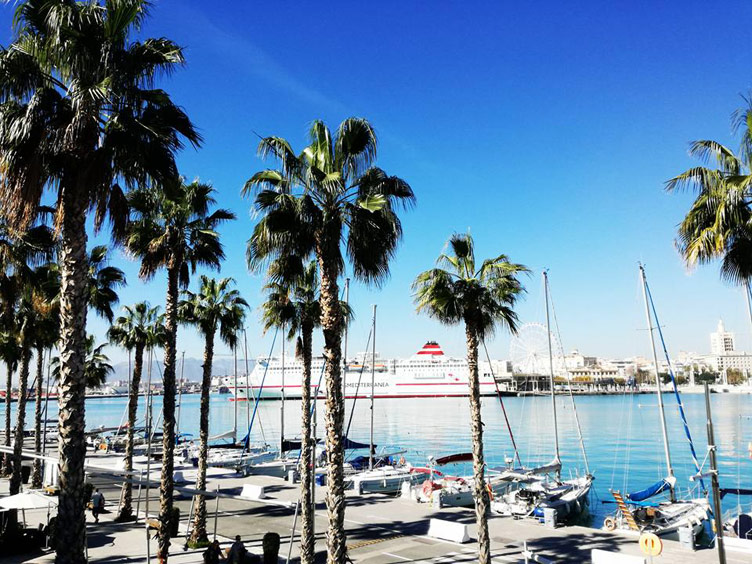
[90,489,105,523]
[227,535,247,564]
[203,539,224,563]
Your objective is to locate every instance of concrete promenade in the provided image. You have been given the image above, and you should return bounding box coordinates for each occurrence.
[1,452,748,563]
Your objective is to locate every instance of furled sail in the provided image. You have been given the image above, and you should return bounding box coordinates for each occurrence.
[627,477,676,502]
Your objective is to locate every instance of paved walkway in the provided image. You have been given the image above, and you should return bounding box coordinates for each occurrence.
[2,452,749,563]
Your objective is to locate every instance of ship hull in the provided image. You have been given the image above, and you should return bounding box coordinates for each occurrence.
[227,381,503,400]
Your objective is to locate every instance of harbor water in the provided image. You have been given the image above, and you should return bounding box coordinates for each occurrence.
[3,391,751,526]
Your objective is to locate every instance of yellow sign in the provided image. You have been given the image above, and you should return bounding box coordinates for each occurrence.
[639,533,663,557]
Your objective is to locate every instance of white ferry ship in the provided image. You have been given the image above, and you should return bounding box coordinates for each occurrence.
[223,341,512,400]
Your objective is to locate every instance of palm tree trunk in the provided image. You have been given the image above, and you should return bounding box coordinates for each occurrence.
[3,361,13,476]
[465,319,490,564]
[190,326,215,545]
[56,188,90,564]
[9,347,31,495]
[158,264,180,563]
[117,342,144,522]
[31,346,44,489]
[316,232,346,564]
[299,320,315,564]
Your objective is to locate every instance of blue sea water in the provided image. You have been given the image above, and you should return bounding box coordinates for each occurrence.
[3,390,751,526]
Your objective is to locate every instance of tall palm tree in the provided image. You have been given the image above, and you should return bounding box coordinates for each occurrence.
[179,276,247,546]
[29,264,60,490]
[127,180,233,559]
[27,249,123,488]
[260,258,320,563]
[9,270,59,495]
[0,2,199,558]
[244,117,413,563]
[412,232,527,564]
[0,217,54,474]
[108,302,165,521]
[0,328,20,476]
[667,97,752,284]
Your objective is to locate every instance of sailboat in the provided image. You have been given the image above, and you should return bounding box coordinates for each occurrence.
[404,452,514,508]
[602,265,709,539]
[342,305,421,494]
[491,271,593,522]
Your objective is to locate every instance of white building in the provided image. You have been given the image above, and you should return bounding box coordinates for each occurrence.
[564,349,597,370]
[710,319,736,354]
[569,366,619,381]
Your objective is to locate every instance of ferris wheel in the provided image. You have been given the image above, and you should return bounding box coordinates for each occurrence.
[508,322,563,375]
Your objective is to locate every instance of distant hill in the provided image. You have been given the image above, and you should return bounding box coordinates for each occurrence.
[110,356,255,383]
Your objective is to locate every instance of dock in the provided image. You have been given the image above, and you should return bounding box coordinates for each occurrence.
[1,450,747,563]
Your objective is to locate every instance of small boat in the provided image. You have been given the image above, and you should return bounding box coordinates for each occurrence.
[343,454,422,494]
[493,473,593,521]
[723,512,752,554]
[405,453,512,508]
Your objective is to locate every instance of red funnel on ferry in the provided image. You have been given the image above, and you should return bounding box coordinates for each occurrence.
[416,341,444,356]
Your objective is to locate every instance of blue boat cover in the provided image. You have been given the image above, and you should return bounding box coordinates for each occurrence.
[626,479,672,502]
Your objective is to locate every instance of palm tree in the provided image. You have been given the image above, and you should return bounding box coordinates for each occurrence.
[9,270,59,495]
[127,180,233,559]
[0,2,199,557]
[51,336,115,389]
[666,97,752,284]
[244,118,413,562]
[29,264,60,490]
[87,246,127,323]
[27,249,122,488]
[412,232,527,564]
[0,218,54,475]
[108,302,165,521]
[179,276,247,546]
[260,258,320,563]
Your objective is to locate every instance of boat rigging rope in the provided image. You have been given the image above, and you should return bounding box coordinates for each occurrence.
[242,327,279,451]
[481,339,522,468]
[343,326,373,443]
[644,279,706,494]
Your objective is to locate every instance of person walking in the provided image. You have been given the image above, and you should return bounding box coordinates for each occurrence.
[91,488,105,523]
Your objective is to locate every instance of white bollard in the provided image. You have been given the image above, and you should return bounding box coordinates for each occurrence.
[427,518,471,544]
[240,483,267,500]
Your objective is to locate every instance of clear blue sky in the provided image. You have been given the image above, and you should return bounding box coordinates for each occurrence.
[3,1,752,367]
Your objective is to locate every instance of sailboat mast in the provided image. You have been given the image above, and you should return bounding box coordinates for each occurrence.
[176,350,185,443]
[543,271,561,472]
[369,304,377,471]
[639,264,675,500]
[233,345,238,442]
[244,329,251,427]
[281,323,285,453]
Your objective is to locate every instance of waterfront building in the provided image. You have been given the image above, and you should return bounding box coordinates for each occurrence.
[564,349,597,370]
[710,319,736,354]
[568,366,619,381]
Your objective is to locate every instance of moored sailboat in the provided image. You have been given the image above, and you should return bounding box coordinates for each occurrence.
[603,265,710,539]
[491,271,593,522]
